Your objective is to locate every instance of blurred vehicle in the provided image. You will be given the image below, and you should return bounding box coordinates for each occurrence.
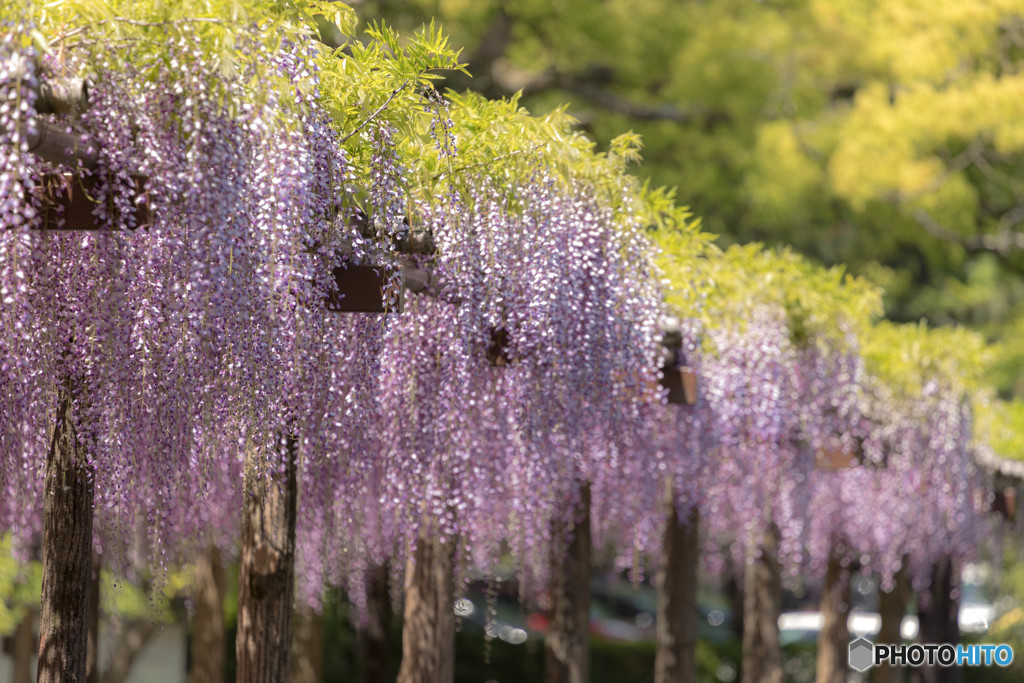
[457,573,736,645]
[778,562,1003,644]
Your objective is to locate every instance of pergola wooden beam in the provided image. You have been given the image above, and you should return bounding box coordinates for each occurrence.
[659,316,698,406]
[8,57,90,115]
[35,78,90,116]
[348,210,435,255]
[24,119,99,170]
[36,173,148,229]
[10,73,444,313]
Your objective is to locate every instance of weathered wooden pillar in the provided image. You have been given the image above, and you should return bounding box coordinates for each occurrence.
[87,552,100,683]
[397,524,456,683]
[545,482,592,683]
[12,608,36,683]
[816,543,852,683]
[363,561,392,683]
[97,619,159,683]
[290,608,324,683]
[235,435,299,683]
[873,560,910,683]
[189,546,226,683]
[741,525,783,683]
[37,383,96,683]
[655,497,699,683]
[912,556,961,683]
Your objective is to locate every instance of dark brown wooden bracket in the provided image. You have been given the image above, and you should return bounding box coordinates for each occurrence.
[326,264,404,314]
[12,76,440,313]
[660,317,698,406]
[35,173,150,230]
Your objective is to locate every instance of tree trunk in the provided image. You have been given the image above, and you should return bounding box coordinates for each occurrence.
[724,556,745,642]
[38,383,96,683]
[363,561,392,683]
[816,543,851,683]
[235,435,299,683]
[873,561,910,683]
[912,556,960,683]
[545,482,591,683]
[99,620,159,683]
[189,546,226,683]
[397,524,456,683]
[741,526,782,683]
[87,552,100,683]
[12,608,36,683]
[290,609,324,683]
[655,499,699,683]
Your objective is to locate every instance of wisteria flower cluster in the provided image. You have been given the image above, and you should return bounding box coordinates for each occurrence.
[0,22,392,579]
[0,8,992,624]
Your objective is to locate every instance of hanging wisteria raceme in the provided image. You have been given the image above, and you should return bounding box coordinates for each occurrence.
[587,316,710,579]
[0,20,398,584]
[786,348,861,559]
[816,373,990,593]
[804,322,991,597]
[0,30,48,546]
[693,305,815,579]
[317,164,666,601]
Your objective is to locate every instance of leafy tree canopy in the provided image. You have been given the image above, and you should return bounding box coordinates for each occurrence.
[861,320,994,407]
[658,238,882,352]
[354,0,1024,396]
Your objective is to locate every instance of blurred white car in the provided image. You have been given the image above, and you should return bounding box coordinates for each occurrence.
[778,562,1000,643]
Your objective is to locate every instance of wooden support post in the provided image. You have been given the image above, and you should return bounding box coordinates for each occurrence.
[37,381,95,683]
[290,609,324,683]
[24,120,99,170]
[913,556,961,683]
[188,546,226,683]
[11,608,36,683]
[394,229,435,255]
[874,560,910,683]
[655,496,699,683]
[6,61,90,115]
[326,264,404,313]
[235,435,298,683]
[99,620,159,683]
[31,174,151,230]
[87,552,100,683]
[741,526,783,683]
[36,78,91,116]
[545,483,591,683]
[659,318,698,405]
[363,561,392,683]
[816,542,851,683]
[397,525,456,683]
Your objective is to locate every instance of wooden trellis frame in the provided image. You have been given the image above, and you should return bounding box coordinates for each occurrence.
[660,319,698,406]
[12,77,440,313]
[813,445,859,471]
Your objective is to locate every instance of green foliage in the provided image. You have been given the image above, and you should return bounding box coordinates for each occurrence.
[17,0,708,246]
[22,0,317,110]
[977,398,1024,461]
[0,535,195,636]
[355,0,1024,398]
[15,0,470,213]
[0,536,41,635]
[657,238,883,351]
[316,17,467,174]
[861,320,994,407]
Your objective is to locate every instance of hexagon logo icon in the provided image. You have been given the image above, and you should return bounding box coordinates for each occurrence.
[849,637,874,672]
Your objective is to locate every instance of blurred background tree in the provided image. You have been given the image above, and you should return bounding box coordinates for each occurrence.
[348,0,1024,395]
